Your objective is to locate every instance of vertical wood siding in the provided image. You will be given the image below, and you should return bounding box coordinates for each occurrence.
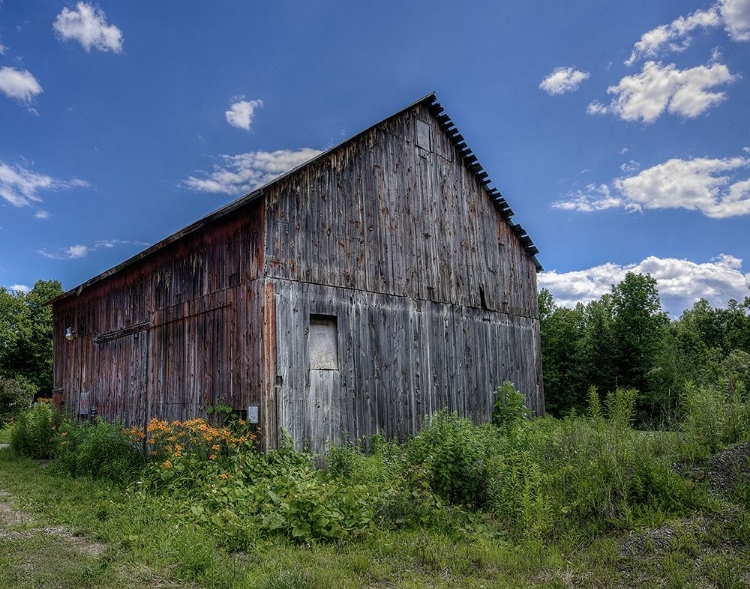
[263,102,539,319]
[273,279,543,455]
[52,199,266,432]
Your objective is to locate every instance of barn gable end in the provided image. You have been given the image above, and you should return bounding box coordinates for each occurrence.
[51,94,544,455]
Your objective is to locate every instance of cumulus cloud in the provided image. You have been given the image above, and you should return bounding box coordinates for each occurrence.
[721,0,750,41]
[0,66,43,105]
[625,7,721,66]
[225,98,263,131]
[553,152,750,218]
[0,160,88,208]
[539,67,590,95]
[184,148,323,195]
[35,210,50,219]
[587,60,736,123]
[625,0,750,65]
[538,254,750,316]
[38,239,149,260]
[53,2,123,53]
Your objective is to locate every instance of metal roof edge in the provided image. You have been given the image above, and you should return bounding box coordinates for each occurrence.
[424,95,542,271]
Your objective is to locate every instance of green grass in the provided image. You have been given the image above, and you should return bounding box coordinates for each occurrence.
[1,443,748,589]
[2,385,748,588]
[0,427,11,444]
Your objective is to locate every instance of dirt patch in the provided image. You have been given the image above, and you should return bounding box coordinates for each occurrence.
[704,441,750,497]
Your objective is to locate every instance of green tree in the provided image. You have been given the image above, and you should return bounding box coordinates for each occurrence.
[0,374,36,426]
[720,297,750,354]
[579,294,619,395]
[0,280,63,396]
[610,273,669,399]
[538,290,586,415]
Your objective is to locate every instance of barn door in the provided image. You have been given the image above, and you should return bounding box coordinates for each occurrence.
[307,315,340,455]
[274,286,343,457]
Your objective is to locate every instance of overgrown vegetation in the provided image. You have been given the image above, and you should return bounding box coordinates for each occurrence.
[2,380,748,587]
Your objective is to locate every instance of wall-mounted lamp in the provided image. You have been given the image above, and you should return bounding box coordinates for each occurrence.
[65,327,76,341]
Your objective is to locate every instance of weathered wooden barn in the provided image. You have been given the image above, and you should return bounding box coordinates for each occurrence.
[50,94,544,455]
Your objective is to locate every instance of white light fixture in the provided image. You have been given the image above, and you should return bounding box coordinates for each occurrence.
[65,327,75,341]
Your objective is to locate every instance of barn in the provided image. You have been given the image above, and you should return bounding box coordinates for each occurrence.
[50,93,544,455]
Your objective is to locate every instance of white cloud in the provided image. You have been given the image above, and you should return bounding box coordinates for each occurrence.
[225,98,263,131]
[553,152,750,218]
[35,210,50,219]
[721,0,750,41]
[0,66,43,105]
[620,160,641,173]
[0,160,88,207]
[8,284,30,293]
[39,245,89,260]
[625,1,750,66]
[538,254,750,316]
[38,239,149,261]
[539,67,590,95]
[184,148,323,195]
[0,42,7,56]
[553,183,624,213]
[625,7,721,66]
[53,2,123,53]
[588,60,736,123]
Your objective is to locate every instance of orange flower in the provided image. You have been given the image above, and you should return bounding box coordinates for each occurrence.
[209,454,217,460]
[61,431,68,437]
[162,460,172,469]
[220,473,228,480]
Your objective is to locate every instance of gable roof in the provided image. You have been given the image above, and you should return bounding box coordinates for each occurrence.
[50,93,541,304]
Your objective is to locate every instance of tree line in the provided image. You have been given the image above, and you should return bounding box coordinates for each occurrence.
[540,272,750,424]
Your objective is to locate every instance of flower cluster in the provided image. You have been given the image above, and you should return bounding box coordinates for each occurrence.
[129,418,257,469]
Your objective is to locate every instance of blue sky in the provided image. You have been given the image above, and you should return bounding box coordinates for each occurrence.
[1,1,749,317]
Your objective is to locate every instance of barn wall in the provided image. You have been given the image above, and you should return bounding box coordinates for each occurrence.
[52,200,268,431]
[272,279,543,455]
[262,102,539,319]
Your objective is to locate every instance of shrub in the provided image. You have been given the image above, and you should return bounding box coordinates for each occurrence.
[53,420,145,484]
[10,403,62,459]
[406,410,502,507]
[492,381,530,433]
[0,375,36,427]
[324,437,444,530]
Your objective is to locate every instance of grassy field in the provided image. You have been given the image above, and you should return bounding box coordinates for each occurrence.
[1,432,748,588]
